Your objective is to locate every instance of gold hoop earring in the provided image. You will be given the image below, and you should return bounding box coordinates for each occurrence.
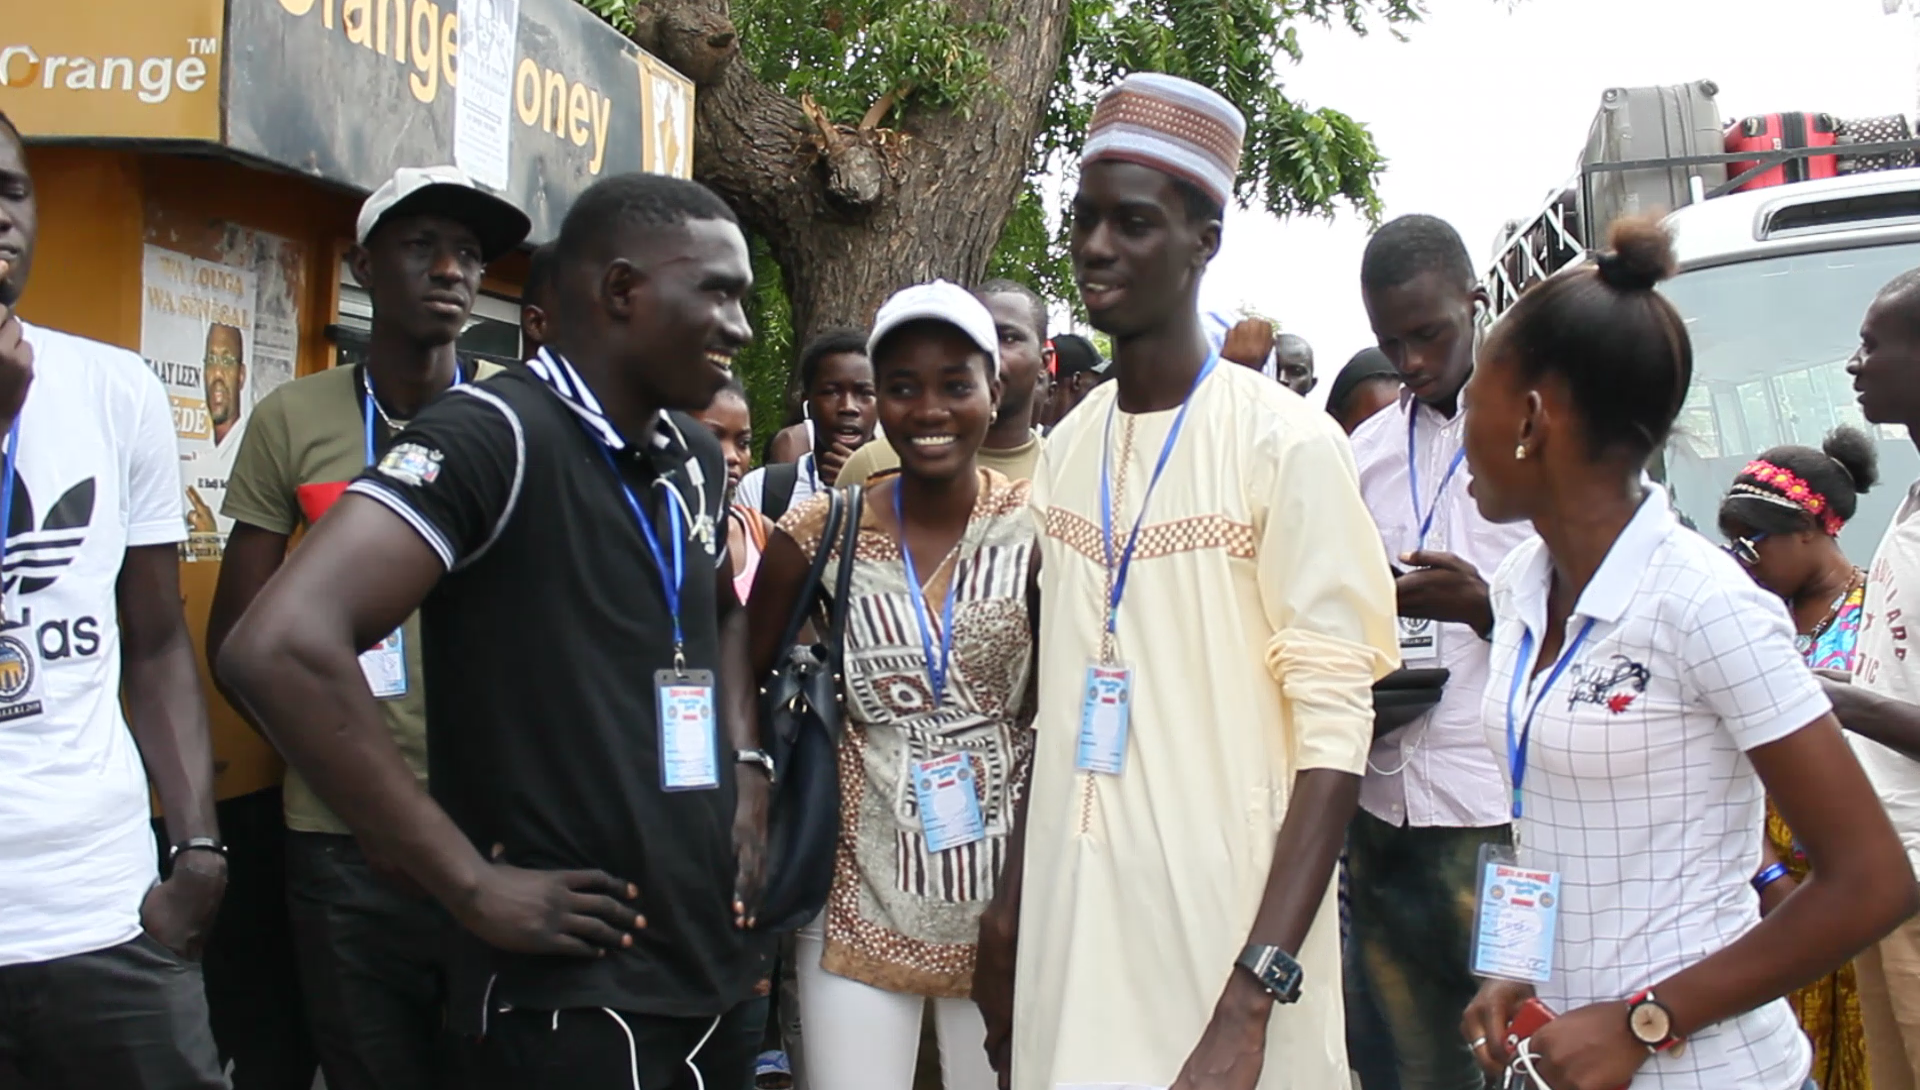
[1514,444,1528,461]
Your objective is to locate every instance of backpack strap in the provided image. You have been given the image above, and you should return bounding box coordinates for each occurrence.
[761,462,800,519]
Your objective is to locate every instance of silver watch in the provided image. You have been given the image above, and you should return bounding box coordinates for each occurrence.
[735,748,775,782]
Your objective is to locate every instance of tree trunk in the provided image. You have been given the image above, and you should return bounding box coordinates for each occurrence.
[630,0,1073,343]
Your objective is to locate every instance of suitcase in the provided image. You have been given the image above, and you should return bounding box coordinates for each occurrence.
[1580,81,1726,247]
[1837,114,1916,174]
[1726,112,1839,192]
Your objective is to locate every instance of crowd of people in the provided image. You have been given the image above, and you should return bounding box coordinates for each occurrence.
[8,62,1920,1090]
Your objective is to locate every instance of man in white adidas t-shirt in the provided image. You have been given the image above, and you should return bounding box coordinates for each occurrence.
[0,112,227,1087]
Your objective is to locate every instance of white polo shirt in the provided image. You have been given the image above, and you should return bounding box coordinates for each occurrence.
[1351,390,1534,828]
[1483,486,1822,1089]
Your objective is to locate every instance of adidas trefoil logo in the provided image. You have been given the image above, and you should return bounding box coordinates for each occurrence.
[4,475,95,596]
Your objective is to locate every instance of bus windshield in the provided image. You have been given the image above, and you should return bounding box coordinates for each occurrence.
[1659,241,1920,565]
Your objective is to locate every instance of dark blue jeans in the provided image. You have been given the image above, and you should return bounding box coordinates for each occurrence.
[1348,811,1510,1090]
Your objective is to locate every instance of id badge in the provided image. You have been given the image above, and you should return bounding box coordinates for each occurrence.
[1469,842,1560,984]
[0,628,46,723]
[656,669,719,792]
[358,628,409,700]
[1076,662,1133,776]
[1397,615,1441,666]
[912,752,987,853]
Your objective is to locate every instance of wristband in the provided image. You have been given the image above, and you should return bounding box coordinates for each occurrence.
[1751,861,1790,895]
[169,837,228,864]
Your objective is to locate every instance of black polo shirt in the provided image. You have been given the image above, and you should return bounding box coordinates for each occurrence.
[346,356,764,1020]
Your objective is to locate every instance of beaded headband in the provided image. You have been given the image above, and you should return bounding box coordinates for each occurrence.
[1733,460,1844,536]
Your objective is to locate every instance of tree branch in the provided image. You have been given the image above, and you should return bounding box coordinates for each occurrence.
[859,84,910,132]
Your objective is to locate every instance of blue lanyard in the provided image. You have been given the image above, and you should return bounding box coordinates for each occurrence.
[893,482,959,706]
[0,418,20,602]
[1407,407,1466,549]
[598,445,687,663]
[363,364,466,466]
[1099,353,1218,636]
[1504,618,1597,821]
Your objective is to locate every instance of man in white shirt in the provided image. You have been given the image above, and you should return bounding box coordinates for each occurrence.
[1347,215,1533,1090]
[1842,266,1920,1089]
[0,111,227,1087]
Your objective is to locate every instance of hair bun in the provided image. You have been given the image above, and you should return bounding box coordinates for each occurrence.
[1595,216,1678,293]
[1823,424,1881,495]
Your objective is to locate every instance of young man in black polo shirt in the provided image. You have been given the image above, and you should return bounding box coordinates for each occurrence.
[219,173,769,1089]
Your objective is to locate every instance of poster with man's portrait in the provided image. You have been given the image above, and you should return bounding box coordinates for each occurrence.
[140,246,257,562]
[138,218,303,562]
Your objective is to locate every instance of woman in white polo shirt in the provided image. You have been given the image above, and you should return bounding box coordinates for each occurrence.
[1454,217,1918,1090]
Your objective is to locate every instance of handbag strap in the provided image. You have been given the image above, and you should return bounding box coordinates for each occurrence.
[825,485,864,653]
[773,488,845,655]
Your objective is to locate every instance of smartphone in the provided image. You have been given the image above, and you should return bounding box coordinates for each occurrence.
[1506,997,1556,1047]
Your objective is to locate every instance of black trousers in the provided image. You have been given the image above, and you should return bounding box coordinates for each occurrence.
[198,788,319,1090]
[475,998,764,1090]
[287,830,458,1090]
[0,935,226,1089]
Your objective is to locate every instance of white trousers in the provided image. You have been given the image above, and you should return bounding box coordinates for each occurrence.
[795,915,997,1090]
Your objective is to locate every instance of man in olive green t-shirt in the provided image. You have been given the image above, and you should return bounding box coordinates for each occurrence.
[207,166,527,1090]
[835,280,1049,485]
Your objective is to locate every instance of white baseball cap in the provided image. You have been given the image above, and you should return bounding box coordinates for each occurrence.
[356,165,532,263]
[867,280,1001,376]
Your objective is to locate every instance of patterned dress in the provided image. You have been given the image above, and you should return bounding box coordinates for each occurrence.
[778,469,1037,999]
[1769,575,1868,1090]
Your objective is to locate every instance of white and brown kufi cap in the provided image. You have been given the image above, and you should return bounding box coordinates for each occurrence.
[1080,73,1247,207]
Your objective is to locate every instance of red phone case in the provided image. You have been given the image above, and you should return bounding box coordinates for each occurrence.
[1506,997,1556,1047]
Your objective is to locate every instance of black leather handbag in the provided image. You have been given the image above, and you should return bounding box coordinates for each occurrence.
[1370,666,1452,737]
[753,485,863,934]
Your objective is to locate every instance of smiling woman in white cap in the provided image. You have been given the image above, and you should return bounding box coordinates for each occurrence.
[745,280,1039,1090]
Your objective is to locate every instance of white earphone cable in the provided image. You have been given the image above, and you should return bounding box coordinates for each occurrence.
[1506,1035,1554,1089]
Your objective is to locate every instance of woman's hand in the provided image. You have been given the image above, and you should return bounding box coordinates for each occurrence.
[1525,1000,1648,1090]
[1460,977,1534,1078]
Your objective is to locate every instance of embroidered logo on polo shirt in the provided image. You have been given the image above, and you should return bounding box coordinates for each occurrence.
[1568,654,1650,715]
[376,443,444,487]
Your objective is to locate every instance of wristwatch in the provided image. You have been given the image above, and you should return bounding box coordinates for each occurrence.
[1234,943,1304,1004]
[1626,990,1685,1056]
[735,748,776,782]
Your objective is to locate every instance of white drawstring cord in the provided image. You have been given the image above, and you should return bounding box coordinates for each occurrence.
[682,1013,723,1090]
[599,1008,643,1090]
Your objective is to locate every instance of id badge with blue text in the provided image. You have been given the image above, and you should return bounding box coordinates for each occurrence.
[656,669,719,792]
[359,628,409,700]
[913,752,987,853]
[1468,842,1560,984]
[1076,662,1133,776]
